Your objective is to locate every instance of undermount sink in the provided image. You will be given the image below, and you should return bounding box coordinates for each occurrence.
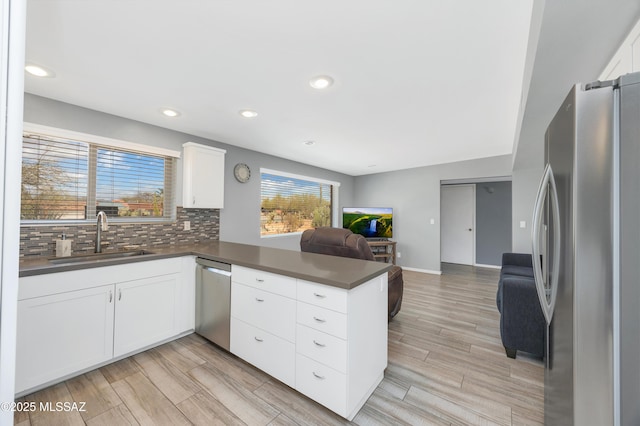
[48,250,156,265]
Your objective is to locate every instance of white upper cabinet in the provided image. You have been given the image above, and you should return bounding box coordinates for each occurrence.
[182,142,226,209]
[600,18,640,80]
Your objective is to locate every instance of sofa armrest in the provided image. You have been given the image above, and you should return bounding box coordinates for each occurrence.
[501,253,533,268]
[501,276,540,317]
[500,276,545,357]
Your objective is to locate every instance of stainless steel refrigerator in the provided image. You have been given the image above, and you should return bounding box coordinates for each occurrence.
[532,72,640,426]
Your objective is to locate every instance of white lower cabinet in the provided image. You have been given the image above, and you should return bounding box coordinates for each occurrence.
[113,274,180,357]
[16,285,115,393]
[16,257,193,395]
[230,318,295,387]
[229,266,388,420]
[230,267,297,387]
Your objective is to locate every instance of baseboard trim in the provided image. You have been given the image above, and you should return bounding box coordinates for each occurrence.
[401,266,442,275]
[474,263,501,270]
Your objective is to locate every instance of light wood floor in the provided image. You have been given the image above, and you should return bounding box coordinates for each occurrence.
[15,264,544,426]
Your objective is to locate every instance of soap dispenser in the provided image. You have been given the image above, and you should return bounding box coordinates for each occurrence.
[55,233,72,257]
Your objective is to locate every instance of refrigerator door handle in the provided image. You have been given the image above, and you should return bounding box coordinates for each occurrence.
[532,163,561,325]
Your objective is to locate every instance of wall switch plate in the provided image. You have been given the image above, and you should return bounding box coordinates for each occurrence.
[430,218,435,225]
[397,252,401,258]
[184,221,191,231]
[519,221,526,229]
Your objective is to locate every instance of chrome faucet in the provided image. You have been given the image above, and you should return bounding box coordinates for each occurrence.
[95,211,109,253]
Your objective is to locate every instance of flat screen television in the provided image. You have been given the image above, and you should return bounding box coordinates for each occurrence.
[342,207,393,239]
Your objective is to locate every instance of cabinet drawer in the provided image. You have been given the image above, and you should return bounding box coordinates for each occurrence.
[296,354,346,416]
[230,318,295,387]
[232,265,296,298]
[297,302,347,340]
[297,280,348,313]
[231,282,295,342]
[296,325,347,373]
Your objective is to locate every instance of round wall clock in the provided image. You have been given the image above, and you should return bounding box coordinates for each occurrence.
[233,163,251,183]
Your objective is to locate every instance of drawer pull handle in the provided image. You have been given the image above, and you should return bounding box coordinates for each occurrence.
[313,340,326,348]
[256,278,265,283]
[313,317,326,323]
[312,372,325,380]
[313,293,326,299]
[254,337,263,342]
[255,298,264,302]
[109,290,113,303]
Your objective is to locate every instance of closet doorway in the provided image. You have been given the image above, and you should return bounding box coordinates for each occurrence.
[440,185,475,265]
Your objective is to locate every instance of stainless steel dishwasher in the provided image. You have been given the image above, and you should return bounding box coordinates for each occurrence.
[195,258,232,350]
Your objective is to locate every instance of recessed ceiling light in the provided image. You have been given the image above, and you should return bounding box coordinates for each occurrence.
[25,64,54,78]
[161,108,181,117]
[304,140,316,146]
[309,75,334,90]
[239,110,258,118]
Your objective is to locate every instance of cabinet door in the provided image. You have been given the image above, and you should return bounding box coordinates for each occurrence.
[113,274,179,357]
[183,143,225,208]
[15,285,114,393]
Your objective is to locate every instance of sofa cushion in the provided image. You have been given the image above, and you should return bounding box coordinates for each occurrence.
[497,273,535,313]
[500,265,534,278]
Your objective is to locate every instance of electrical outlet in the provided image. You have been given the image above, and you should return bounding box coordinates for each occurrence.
[430,218,435,225]
[184,221,191,231]
[397,252,402,258]
[520,221,526,229]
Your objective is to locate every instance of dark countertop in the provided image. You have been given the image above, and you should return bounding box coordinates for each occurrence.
[19,241,392,290]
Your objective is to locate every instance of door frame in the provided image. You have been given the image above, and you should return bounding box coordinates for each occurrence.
[1,0,27,416]
[440,184,476,266]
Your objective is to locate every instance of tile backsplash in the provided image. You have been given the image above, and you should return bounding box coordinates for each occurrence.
[20,207,220,258]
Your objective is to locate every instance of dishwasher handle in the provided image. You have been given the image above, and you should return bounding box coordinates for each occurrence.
[196,258,231,275]
[201,266,232,277]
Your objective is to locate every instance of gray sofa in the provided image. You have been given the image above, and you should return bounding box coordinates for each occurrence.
[496,253,545,358]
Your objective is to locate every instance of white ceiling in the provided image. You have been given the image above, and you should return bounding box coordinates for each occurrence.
[24,0,533,176]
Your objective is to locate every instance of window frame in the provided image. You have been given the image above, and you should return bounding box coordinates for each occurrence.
[259,168,340,238]
[21,123,181,225]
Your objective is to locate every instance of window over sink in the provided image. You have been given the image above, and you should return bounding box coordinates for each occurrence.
[21,124,179,223]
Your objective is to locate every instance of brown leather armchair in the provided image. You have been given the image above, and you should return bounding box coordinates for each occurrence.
[300,227,403,321]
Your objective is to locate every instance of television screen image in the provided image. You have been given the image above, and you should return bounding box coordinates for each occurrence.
[343,207,393,239]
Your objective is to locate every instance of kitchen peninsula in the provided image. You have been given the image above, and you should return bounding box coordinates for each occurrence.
[18,241,391,420]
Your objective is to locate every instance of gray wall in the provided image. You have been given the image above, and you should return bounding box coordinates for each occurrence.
[23,94,355,251]
[353,155,512,273]
[510,1,640,254]
[511,167,542,253]
[220,145,354,250]
[475,181,512,266]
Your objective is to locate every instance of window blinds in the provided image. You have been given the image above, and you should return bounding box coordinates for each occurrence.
[260,172,332,236]
[21,133,176,221]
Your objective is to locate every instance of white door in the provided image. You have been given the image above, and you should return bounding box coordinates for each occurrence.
[441,185,475,265]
